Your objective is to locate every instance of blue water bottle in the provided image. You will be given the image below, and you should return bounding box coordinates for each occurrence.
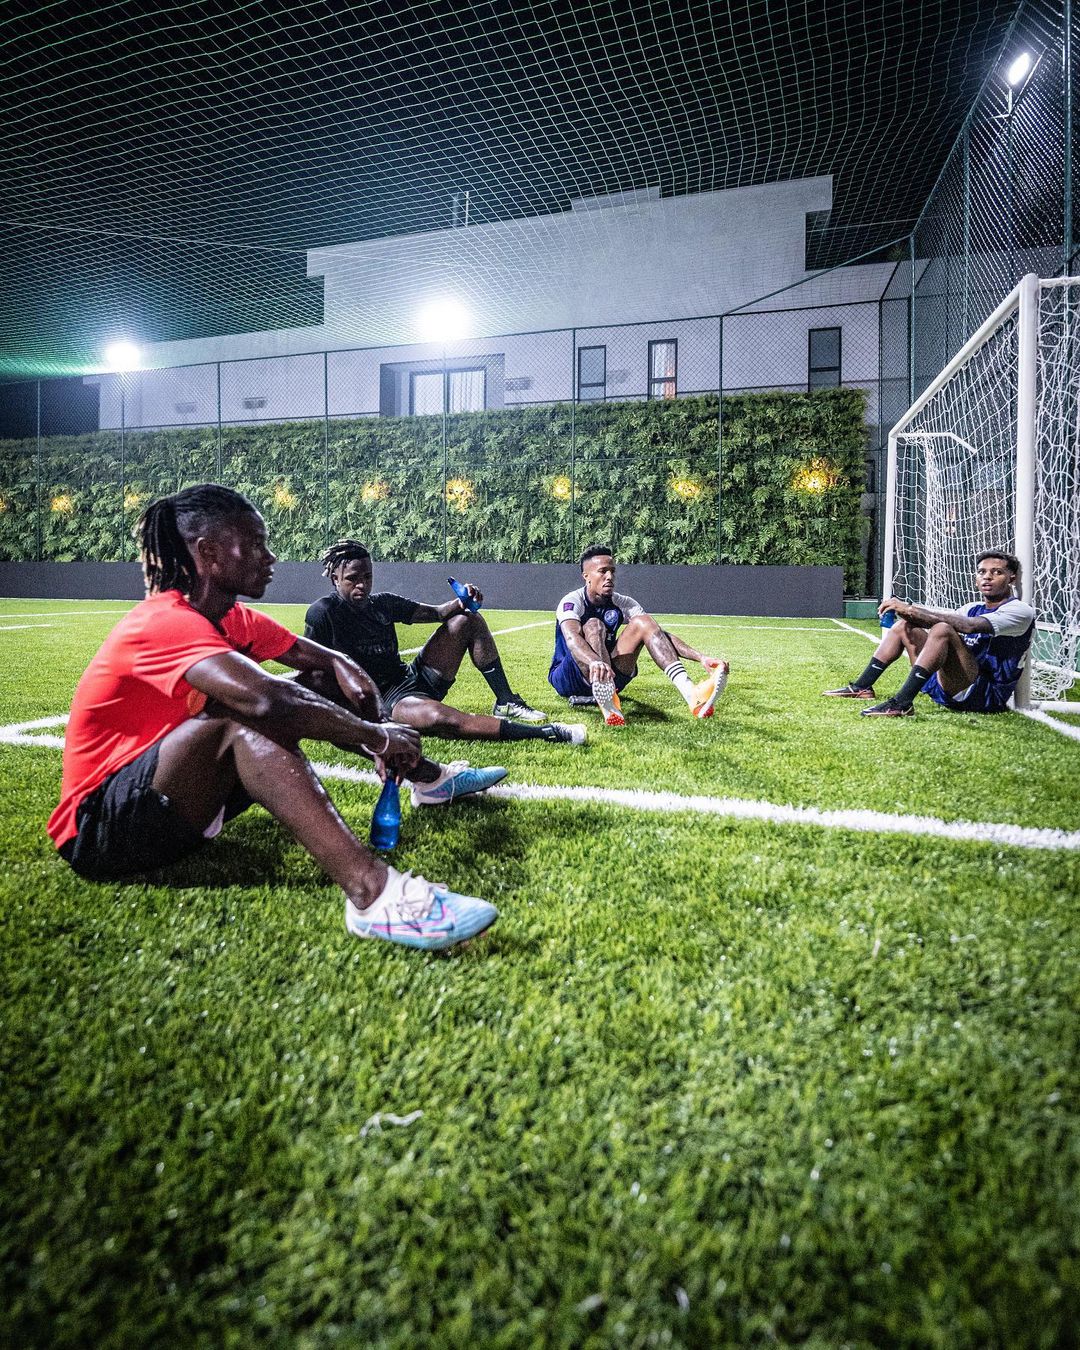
[370,778,401,852]
[448,577,481,612]
[880,606,895,637]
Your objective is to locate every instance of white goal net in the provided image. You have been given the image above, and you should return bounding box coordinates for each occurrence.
[885,274,1080,706]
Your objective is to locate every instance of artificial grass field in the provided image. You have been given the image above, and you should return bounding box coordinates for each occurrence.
[1,599,1079,1348]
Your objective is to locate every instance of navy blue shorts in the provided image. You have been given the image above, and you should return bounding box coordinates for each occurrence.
[923,671,1013,713]
[548,655,636,700]
[58,740,252,881]
[382,657,454,714]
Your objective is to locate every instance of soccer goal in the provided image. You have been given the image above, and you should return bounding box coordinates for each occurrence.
[884,273,1080,711]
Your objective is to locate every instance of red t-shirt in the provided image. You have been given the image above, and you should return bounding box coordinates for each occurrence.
[48,590,297,847]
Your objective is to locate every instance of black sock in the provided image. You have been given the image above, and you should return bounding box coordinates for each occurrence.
[480,660,514,704]
[853,657,888,690]
[498,719,549,741]
[892,664,933,708]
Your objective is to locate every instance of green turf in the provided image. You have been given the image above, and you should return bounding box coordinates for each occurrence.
[2,601,1079,1347]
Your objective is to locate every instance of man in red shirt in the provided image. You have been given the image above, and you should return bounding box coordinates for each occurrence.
[49,484,501,951]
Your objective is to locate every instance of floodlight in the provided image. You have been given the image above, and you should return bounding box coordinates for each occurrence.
[417,299,471,343]
[103,340,142,372]
[1005,52,1032,87]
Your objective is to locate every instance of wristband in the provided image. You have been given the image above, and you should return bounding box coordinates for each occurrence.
[372,725,390,757]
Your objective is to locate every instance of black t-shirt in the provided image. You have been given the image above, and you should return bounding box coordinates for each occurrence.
[304,591,418,693]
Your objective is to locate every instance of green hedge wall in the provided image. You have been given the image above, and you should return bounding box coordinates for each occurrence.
[0,388,868,587]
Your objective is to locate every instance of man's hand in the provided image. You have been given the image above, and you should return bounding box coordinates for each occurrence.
[702,655,729,673]
[588,658,615,684]
[458,581,483,611]
[878,597,908,619]
[371,721,422,780]
[332,654,385,719]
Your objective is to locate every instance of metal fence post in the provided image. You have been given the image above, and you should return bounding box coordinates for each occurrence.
[909,234,917,403]
[1066,0,1074,273]
[119,373,126,559]
[323,351,330,545]
[717,315,724,564]
[962,123,971,335]
[441,343,448,562]
[570,327,576,563]
[35,378,42,560]
[215,362,222,480]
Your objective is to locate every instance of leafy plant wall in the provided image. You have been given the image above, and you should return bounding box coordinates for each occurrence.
[0,389,868,588]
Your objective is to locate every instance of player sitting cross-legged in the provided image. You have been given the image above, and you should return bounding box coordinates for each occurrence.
[47,485,503,952]
[548,544,728,725]
[304,540,586,748]
[823,549,1035,717]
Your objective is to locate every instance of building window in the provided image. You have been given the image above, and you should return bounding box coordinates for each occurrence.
[409,367,486,415]
[808,327,842,390]
[648,340,677,399]
[578,345,606,400]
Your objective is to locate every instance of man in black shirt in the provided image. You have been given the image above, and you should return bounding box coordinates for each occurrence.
[304,541,585,746]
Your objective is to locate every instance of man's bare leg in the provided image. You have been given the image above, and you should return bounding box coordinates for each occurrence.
[153,716,388,907]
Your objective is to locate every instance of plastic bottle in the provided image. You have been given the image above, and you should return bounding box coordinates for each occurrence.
[448,577,481,612]
[880,607,896,635]
[370,778,401,852]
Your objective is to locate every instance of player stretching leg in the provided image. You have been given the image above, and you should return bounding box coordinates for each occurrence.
[548,545,728,725]
[823,550,1034,717]
[304,541,586,762]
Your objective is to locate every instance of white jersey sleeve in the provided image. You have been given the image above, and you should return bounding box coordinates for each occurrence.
[556,590,585,623]
[957,599,1036,637]
[613,591,645,621]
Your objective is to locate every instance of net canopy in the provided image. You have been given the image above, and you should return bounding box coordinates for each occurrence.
[0,0,1020,375]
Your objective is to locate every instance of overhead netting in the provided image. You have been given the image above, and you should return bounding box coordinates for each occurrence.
[890,278,1080,703]
[0,0,1019,375]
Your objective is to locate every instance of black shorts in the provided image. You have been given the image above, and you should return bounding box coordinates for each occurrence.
[58,740,252,882]
[382,657,453,714]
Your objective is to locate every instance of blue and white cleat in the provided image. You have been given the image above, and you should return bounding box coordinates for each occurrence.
[346,868,498,950]
[410,760,507,807]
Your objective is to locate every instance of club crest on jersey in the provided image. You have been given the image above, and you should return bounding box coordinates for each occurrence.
[604,608,620,626]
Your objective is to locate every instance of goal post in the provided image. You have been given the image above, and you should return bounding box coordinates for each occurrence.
[884,273,1080,709]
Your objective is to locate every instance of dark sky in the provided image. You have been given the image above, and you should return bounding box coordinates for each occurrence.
[0,0,1023,375]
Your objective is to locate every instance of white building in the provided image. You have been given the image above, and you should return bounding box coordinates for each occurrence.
[92,176,896,429]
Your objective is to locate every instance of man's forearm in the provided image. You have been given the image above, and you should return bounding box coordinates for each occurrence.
[898,603,981,633]
[670,632,706,664]
[237,677,390,756]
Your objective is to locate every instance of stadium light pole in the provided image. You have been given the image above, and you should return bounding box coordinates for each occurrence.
[416,302,472,562]
[103,343,141,548]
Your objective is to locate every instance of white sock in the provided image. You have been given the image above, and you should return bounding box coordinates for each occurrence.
[664,660,696,706]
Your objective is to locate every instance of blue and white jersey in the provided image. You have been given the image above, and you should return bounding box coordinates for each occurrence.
[550,587,644,668]
[956,597,1035,690]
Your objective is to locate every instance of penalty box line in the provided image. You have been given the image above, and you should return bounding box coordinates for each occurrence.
[2,715,1077,855]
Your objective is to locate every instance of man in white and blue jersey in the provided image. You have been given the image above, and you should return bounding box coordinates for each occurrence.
[548,545,728,725]
[823,550,1035,717]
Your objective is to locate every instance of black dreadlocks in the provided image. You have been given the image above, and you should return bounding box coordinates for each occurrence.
[136,484,258,596]
[320,539,370,583]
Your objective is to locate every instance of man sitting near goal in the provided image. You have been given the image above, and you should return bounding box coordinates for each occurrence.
[548,544,728,725]
[823,550,1035,717]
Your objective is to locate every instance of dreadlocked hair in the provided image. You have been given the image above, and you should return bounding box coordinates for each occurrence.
[320,538,371,581]
[136,483,257,596]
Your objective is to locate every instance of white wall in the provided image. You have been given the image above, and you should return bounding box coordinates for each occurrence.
[90,178,895,428]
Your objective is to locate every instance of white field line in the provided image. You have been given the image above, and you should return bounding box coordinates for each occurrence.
[2,715,1074,853]
[675,623,849,632]
[829,617,879,643]
[400,619,549,655]
[0,609,133,619]
[1016,707,1080,744]
[0,623,55,631]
